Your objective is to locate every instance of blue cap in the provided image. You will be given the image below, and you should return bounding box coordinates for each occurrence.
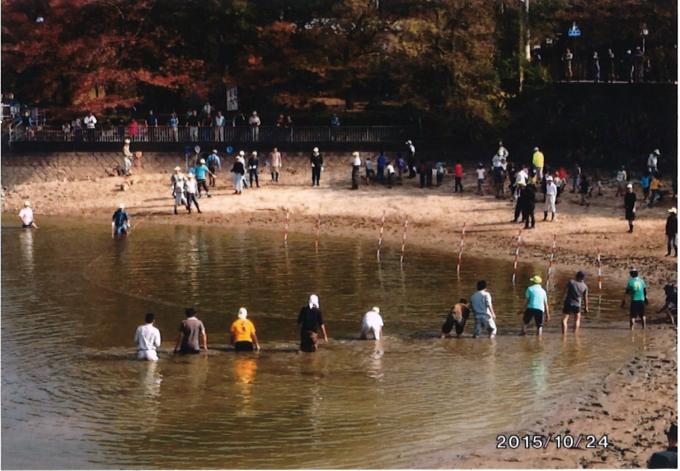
[226,146,234,155]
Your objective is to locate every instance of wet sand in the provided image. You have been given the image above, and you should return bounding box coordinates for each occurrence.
[2,151,677,468]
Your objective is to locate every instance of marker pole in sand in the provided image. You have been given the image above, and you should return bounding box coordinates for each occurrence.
[456,222,467,276]
[376,210,386,259]
[399,217,409,266]
[315,211,321,251]
[511,229,523,285]
[284,208,290,246]
[545,234,557,287]
[597,249,603,290]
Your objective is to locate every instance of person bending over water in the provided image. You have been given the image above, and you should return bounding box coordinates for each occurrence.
[297,294,328,352]
[360,307,383,340]
[519,275,550,336]
[111,203,130,238]
[470,281,497,339]
[441,299,470,338]
[621,269,648,330]
[134,312,161,361]
[174,307,208,354]
[18,200,38,229]
[230,307,260,352]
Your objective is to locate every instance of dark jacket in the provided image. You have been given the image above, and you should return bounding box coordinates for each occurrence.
[231,161,245,175]
[311,153,323,168]
[666,214,677,236]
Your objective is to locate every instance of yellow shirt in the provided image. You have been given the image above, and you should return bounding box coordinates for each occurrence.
[230,319,256,343]
[650,178,661,190]
[532,151,545,168]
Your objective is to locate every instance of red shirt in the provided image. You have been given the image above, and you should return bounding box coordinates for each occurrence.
[454,164,463,177]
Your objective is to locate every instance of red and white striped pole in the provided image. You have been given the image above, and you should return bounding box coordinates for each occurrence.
[545,234,557,287]
[376,210,386,259]
[511,228,523,285]
[597,249,603,290]
[315,211,321,250]
[456,222,467,276]
[283,208,290,246]
[399,216,409,266]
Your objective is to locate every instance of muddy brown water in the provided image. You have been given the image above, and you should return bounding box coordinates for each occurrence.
[2,217,646,469]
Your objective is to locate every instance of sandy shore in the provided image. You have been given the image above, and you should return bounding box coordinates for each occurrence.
[2,152,677,468]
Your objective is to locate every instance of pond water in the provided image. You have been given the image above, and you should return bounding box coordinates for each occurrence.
[2,217,644,469]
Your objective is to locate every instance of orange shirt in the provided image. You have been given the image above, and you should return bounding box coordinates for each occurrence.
[230,319,256,343]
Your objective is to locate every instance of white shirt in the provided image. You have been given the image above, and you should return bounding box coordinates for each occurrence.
[19,207,33,225]
[362,310,384,330]
[185,179,197,194]
[546,181,557,196]
[134,323,161,352]
[84,115,97,129]
[386,164,395,175]
[215,115,225,126]
[408,144,415,155]
[491,154,502,168]
[498,145,509,159]
[476,168,486,179]
[249,116,261,126]
[647,154,658,168]
[515,169,528,185]
[616,170,627,182]
[470,290,493,316]
[352,155,361,166]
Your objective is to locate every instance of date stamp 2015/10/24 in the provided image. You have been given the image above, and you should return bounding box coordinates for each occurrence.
[497,434,610,450]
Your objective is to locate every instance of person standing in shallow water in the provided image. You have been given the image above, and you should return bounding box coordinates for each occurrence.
[174,307,208,354]
[519,275,550,336]
[230,308,260,352]
[621,269,648,330]
[441,299,470,338]
[134,312,161,361]
[470,280,497,339]
[297,294,328,352]
[360,306,383,340]
[561,271,589,334]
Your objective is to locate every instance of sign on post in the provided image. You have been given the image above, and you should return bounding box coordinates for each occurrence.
[226,87,238,111]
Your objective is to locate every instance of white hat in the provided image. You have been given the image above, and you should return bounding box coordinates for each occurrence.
[654,149,660,155]
[239,150,245,157]
[546,175,553,181]
[405,140,412,145]
[200,158,206,164]
[533,146,539,151]
[24,200,31,207]
[252,151,257,156]
[212,149,217,153]
[124,138,131,144]
[118,203,125,209]
[313,147,319,153]
[174,166,181,172]
[309,294,319,309]
[252,111,257,115]
[352,151,359,157]
[669,207,677,214]
[372,306,380,314]
[237,307,248,320]
[626,183,633,189]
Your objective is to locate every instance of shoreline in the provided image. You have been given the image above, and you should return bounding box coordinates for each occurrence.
[2,154,677,468]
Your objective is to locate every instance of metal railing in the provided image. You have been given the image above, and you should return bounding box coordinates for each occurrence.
[9,125,414,145]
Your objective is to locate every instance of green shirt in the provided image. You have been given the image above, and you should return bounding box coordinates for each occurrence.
[626,277,646,302]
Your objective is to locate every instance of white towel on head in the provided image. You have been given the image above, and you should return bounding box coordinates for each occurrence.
[238,307,248,320]
[309,294,319,309]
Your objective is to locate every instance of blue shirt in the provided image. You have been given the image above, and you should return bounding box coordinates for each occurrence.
[206,154,221,169]
[640,175,651,189]
[525,284,547,311]
[194,164,209,180]
[169,116,179,127]
[112,209,128,227]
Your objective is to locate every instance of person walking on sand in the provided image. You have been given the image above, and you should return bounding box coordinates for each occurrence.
[621,269,648,330]
[522,183,537,229]
[134,312,161,361]
[193,159,214,198]
[112,203,130,238]
[122,138,133,176]
[624,183,637,233]
[615,166,628,197]
[230,308,260,352]
[310,147,323,187]
[185,173,202,214]
[351,151,361,190]
[172,171,186,215]
[18,201,38,229]
[519,275,550,336]
[441,299,470,338]
[297,294,328,352]
[270,147,282,182]
[665,208,677,256]
[475,163,486,196]
[470,280,497,339]
[231,154,245,195]
[543,175,557,221]
[386,161,396,188]
[248,151,260,188]
[206,149,221,188]
[561,271,589,334]
[453,161,464,193]
[174,307,208,354]
[360,306,383,341]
